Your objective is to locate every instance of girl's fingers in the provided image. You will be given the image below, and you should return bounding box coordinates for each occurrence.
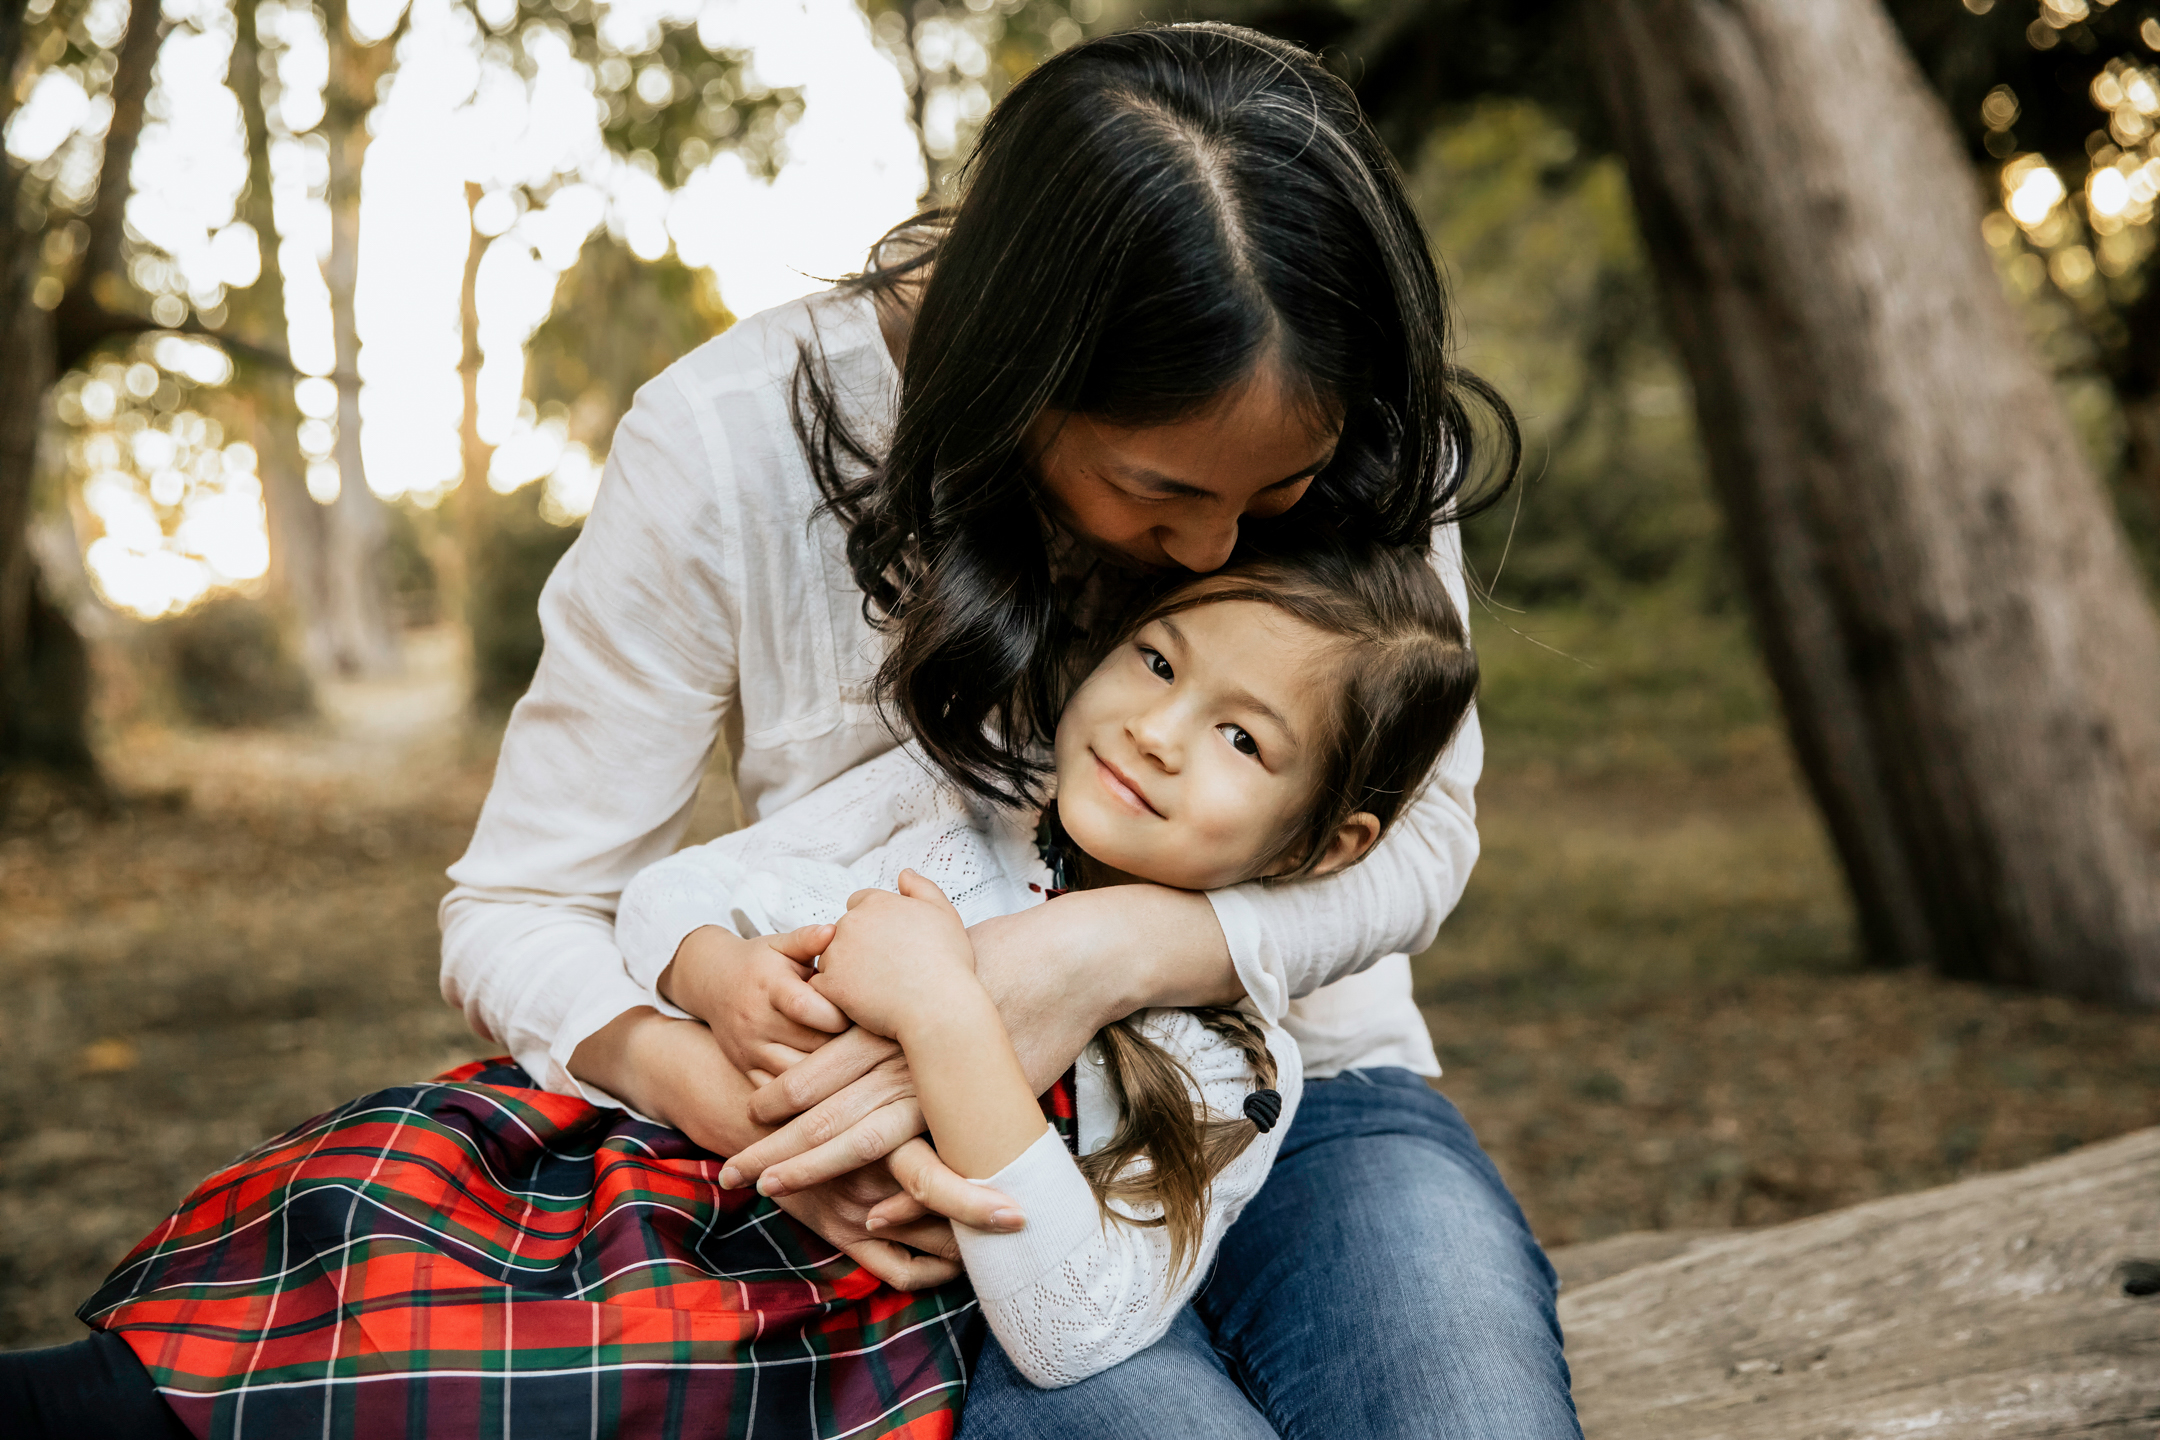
[747,1068,775,1089]
[774,974,850,1035]
[766,924,835,964]
[894,868,958,913]
[750,1028,902,1124]
[877,1138,1025,1232]
[741,1099,925,1197]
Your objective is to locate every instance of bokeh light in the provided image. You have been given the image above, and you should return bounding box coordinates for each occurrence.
[21,0,928,612]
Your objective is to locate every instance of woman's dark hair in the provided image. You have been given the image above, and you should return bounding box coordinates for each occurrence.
[795,21,1518,806]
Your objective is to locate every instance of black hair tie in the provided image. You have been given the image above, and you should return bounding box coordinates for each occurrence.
[1243,1089,1282,1133]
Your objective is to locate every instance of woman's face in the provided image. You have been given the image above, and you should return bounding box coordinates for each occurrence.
[1052,598,1349,891]
[1027,365,1339,574]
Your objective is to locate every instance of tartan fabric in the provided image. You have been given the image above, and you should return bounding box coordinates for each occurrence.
[80,1059,1081,1440]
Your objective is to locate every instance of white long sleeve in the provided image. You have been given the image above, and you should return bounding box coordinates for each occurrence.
[954,1013,1303,1388]
[613,744,1049,992]
[439,287,1478,1100]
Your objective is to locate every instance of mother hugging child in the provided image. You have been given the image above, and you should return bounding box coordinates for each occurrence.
[7,22,1580,1440]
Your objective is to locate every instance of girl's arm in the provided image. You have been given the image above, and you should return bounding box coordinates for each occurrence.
[808,871,1056,1179]
[958,1015,1305,1389]
[728,526,1478,1188]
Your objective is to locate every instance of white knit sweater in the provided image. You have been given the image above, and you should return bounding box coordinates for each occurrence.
[439,287,1477,1104]
[612,743,1303,1388]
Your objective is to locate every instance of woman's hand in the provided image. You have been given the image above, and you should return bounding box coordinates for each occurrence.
[724,885,1241,1195]
[567,1005,1021,1288]
[810,871,983,1039]
[659,923,850,1078]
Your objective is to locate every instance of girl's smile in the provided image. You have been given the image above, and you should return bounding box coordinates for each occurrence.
[1054,599,1349,891]
[1090,752,1163,818]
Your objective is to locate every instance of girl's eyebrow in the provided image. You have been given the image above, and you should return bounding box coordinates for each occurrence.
[1155,616,1299,744]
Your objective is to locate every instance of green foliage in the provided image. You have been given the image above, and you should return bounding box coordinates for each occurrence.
[1410,100,1726,613]
[859,0,1097,199]
[1471,587,1780,779]
[158,594,316,729]
[581,27,799,189]
[525,234,731,455]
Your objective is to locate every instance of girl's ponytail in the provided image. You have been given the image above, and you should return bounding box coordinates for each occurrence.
[1076,1007,1280,1279]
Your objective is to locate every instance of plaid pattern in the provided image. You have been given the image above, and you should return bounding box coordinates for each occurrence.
[81,1059,1082,1440]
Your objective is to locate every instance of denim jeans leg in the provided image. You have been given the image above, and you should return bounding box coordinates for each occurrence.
[958,1304,1280,1440]
[1196,1069,1581,1440]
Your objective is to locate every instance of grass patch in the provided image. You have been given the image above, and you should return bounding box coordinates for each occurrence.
[1417,593,2160,1246]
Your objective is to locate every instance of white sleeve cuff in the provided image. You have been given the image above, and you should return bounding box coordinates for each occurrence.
[616,891,736,994]
[954,1126,1103,1302]
[541,966,668,1111]
[1206,886,1284,1023]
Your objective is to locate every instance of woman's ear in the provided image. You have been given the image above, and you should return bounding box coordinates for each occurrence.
[1264,812,1382,880]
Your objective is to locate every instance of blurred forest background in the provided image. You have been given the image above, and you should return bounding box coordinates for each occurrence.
[4,0,2160,1347]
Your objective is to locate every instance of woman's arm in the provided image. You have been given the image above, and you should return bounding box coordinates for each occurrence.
[440,371,739,1101]
[724,884,1239,1198]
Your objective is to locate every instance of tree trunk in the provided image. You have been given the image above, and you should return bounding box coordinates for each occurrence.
[227,0,333,650]
[307,0,400,677]
[1582,0,2160,1004]
[0,0,161,785]
[446,181,489,627]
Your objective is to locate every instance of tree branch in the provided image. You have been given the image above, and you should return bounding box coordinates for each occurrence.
[50,0,164,376]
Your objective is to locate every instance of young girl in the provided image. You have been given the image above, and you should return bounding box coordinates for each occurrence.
[611,535,1475,1391]
[71,537,1474,1436]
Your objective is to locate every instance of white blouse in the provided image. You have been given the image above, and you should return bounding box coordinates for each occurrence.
[438,287,1481,1104]
[610,743,1303,1389]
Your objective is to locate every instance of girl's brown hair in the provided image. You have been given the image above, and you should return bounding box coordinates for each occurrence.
[1072,533,1479,1270]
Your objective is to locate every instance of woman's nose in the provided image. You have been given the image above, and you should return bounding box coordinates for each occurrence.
[1162,516,1240,574]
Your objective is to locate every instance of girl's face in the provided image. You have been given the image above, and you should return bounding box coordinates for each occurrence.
[1052,599,1374,891]
[1027,365,1339,575]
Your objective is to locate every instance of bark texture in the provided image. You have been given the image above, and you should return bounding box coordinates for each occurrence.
[1584,0,2160,1003]
[1557,1127,2160,1439]
[305,0,401,677]
[0,0,161,783]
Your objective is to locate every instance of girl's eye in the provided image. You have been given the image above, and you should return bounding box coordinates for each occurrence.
[1218,723,1260,759]
[1140,646,1174,682]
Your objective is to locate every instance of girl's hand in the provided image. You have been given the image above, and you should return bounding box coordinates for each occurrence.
[660,923,850,1077]
[728,886,1240,1197]
[567,1008,1021,1288]
[811,871,983,1039]
[876,1137,1027,1235]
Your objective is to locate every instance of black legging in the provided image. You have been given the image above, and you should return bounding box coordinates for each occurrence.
[0,1331,191,1438]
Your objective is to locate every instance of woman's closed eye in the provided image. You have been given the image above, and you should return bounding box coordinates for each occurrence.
[1217,723,1261,759]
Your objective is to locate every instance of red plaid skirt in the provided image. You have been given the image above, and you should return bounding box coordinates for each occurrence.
[79,1059,1080,1440]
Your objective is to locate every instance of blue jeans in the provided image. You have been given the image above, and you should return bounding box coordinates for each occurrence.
[959,1069,1581,1439]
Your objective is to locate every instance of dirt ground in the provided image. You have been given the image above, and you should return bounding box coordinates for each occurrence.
[3,620,2157,1348]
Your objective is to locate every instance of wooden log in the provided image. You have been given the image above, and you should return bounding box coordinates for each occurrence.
[1555,1127,2160,1438]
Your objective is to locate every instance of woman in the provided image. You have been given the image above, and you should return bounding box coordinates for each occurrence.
[438,21,1572,1438]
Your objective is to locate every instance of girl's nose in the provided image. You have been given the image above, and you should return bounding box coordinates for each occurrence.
[1127,701,1183,770]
